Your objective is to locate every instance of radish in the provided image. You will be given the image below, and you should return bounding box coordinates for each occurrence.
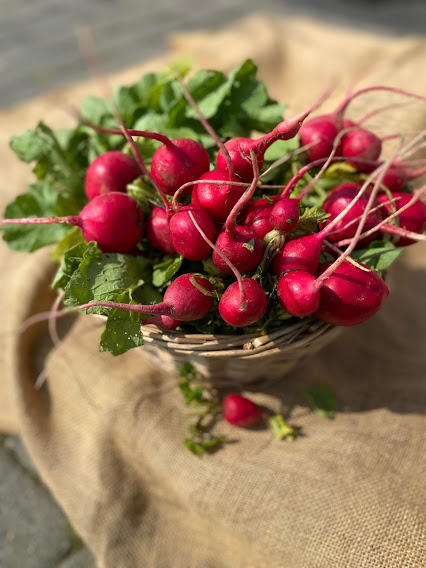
[223,394,264,427]
[269,198,300,233]
[277,271,320,318]
[319,183,384,244]
[145,206,175,254]
[69,273,215,321]
[299,85,426,162]
[340,127,382,171]
[150,138,210,196]
[191,170,246,223]
[218,278,268,327]
[377,191,426,246]
[84,151,141,200]
[334,188,426,247]
[376,163,426,192]
[168,205,217,261]
[215,87,332,182]
[212,226,263,275]
[242,195,281,240]
[314,260,389,326]
[1,192,144,254]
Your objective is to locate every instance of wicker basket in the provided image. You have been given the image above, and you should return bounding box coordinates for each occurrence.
[138,318,341,385]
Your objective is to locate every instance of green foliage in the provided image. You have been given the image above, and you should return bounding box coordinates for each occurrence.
[179,364,225,456]
[303,382,338,418]
[350,240,404,272]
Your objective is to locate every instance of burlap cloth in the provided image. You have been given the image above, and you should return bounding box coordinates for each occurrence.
[1,15,425,568]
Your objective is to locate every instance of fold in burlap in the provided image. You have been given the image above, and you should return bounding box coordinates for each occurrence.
[1,15,425,568]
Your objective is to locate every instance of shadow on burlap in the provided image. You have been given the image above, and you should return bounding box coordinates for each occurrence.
[0,14,425,568]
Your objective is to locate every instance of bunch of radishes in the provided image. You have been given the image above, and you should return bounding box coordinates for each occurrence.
[2,65,426,349]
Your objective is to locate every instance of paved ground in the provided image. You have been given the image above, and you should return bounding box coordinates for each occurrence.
[2,0,426,108]
[1,1,425,566]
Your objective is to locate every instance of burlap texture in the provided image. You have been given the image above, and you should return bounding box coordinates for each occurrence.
[1,14,425,568]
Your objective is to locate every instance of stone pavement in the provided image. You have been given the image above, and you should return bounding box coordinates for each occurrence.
[0,435,96,568]
[1,1,425,566]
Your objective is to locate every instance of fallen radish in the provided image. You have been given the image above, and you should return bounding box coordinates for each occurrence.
[223,394,264,427]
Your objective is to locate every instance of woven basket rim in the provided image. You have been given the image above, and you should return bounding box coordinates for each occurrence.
[139,316,333,348]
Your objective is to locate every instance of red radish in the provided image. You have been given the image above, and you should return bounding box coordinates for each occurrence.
[84,151,141,200]
[150,138,210,196]
[1,192,144,253]
[146,314,182,330]
[216,88,332,182]
[223,394,264,427]
[191,170,246,223]
[218,278,267,327]
[376,163,426,192]
[340,128,382,171]
[320,183,384,244]
[242,195,281,240]
[299,85,426,162]
[334,188,426,247]
[187,210,268,328]
[212,226,263,275]
[277,271,320,317]
[168,205,217,261]
[145,206,175,254]
[269,198,300,233]
[377,191,426,246]
[66,273,215,321]
[314,260,389,326]
[298,115,341,162]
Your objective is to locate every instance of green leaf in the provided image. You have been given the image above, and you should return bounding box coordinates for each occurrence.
[52,241,97,290]
[184,435,225,456]
[152,255,183,287]
[10,130,48,163]
[1,183,71,252]
[303,382,338,418]
[99,291,144,356]
[263,137,300,162]
[350,241,403,271]
[296,206,330,233]
[50,226,85,263]
[63,248,151,308]
[80,96,112,124]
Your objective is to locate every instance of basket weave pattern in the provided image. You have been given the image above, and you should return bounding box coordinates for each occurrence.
[139,319,340,384]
